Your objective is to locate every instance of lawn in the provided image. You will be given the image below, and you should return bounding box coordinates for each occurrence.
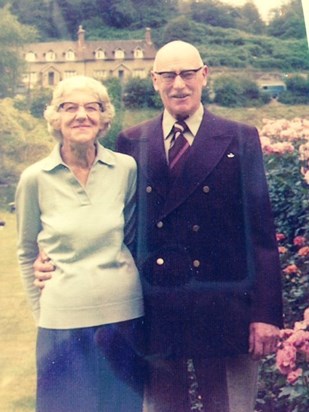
[121,102,309,130]
[0,211,36,412]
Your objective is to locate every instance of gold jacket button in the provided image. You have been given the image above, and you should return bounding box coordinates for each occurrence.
[156,258,164,265]
[146,186,152,193]
[156,221,164,228]
[193,259,201,268]
[203,185,210,193]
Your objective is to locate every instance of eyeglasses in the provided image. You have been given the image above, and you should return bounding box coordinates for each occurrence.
[58,102,104,114]
[154,67,204,83]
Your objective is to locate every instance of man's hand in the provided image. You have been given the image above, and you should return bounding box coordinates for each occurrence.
[249,322,279,360]
[33,250,55,289]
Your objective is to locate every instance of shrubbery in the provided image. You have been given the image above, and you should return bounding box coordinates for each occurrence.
[256,118,309,412]
[279,75,309,105]
[0,98,52,181]
[123,77,162,109]
[13,88,52,118]
[101,77,125,149]
[213,75,271,107]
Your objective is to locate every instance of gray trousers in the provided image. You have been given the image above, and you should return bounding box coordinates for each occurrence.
[143,355,259,412]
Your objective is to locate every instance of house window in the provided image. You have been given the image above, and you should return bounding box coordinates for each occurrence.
[133,69,146,78]
[115,49,125,59]
[93,70,108,80]
[64,71,77,78]
[95,49,105,60]
[65,50,75,61]
[23,72,37,85]
[48,72,55,86]
[134,48,143,59]
[25,52,36,62]
[46,51,56,62]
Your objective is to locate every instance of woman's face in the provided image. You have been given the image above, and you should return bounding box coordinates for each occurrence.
[57,89,105,146]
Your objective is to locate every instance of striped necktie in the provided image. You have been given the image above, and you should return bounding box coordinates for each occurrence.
[168,120,190,178]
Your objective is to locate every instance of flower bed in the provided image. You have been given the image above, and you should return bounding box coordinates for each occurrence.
[256,118,309,412]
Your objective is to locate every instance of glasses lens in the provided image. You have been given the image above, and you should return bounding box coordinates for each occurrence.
[60,103,78,113]
[161,73,176,81]
[181,71,196,80]
[84,103,102,112]
[157,68,202,83]
[59,102,103,113]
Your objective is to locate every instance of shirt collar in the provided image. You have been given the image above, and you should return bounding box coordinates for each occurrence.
[42,142,116,171]
[162,104,204,139]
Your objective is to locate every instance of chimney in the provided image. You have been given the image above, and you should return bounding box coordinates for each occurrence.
[77,25,85,49]
[145,27,152,45]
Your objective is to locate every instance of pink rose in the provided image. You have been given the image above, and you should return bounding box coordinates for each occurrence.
[287,368,302,384]
[276,233,286,242]
[276,344,297,374]
[298,246,309,257]
[293,236,306,246]
[283,264,299,275]
[278,246,288,254]
[303,308,309,324]
[287,330,309,348]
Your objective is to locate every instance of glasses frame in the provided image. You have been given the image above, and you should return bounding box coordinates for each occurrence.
[57,101,104,114]
[154,66,204,83]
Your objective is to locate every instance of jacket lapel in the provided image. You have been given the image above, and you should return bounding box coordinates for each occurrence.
[138,115,169,198]
[161,109,234,218]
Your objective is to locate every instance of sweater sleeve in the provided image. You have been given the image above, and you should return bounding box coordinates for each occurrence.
[123,156,137,256]
[15,168,42,323]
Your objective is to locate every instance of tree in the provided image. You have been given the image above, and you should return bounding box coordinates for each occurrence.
[9,0,61,39]
[9,0,102,39]
[238,2,265,34]
[0,5,37,97]
[161,15,196,44]
[191,0,238,29]
[267,0,306,39]
[96,0,137,28]
[130,0,179,28]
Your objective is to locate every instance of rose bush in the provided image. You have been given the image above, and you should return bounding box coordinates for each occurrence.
[256,118,309,412]
[259,118,309,242]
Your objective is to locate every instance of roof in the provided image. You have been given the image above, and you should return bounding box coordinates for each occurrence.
[23,35,157,63]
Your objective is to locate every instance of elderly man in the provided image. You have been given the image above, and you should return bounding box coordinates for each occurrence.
[116,40,282,412]
[34,41,282,412]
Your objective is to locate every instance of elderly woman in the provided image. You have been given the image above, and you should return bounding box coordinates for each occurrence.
[15,76,144,412]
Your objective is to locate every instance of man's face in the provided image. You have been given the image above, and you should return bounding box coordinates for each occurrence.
[152,45,208,119]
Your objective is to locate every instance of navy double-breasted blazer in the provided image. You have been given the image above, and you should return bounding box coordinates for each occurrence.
[116,108,282,358]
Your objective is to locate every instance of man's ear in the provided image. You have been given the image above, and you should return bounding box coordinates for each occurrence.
[201,65,208,87]
[151,71,159,92]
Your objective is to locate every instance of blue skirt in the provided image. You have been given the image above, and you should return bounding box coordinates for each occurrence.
[36,318,145,412]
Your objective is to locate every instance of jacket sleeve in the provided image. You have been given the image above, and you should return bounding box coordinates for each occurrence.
[241,126,283,328]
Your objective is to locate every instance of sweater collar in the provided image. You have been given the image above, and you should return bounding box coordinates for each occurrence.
[42,142,116,171]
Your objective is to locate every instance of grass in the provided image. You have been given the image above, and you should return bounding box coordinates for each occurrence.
[121,102,309,130]
[0,211,36,412]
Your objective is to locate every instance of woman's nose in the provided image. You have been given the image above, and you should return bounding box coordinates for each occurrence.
[75,106,88,117]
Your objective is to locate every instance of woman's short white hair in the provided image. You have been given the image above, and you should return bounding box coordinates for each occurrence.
[44,75,115,141]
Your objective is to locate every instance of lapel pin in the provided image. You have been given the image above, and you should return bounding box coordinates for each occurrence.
[227,152,235,158]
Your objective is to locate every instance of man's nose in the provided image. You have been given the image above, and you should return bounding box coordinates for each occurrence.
[173,74,186,88]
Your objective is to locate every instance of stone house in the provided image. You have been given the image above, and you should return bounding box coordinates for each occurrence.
[21,26,157,89]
